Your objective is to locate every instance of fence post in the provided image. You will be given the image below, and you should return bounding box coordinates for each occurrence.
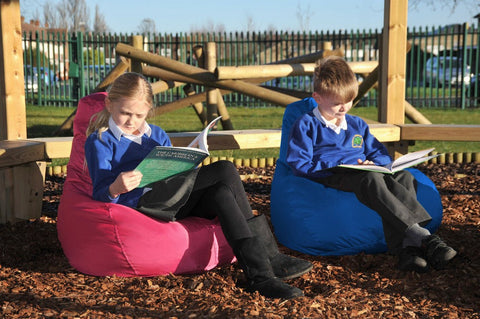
[460,23,469,110]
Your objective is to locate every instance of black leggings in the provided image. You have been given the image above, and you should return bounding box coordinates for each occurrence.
[175,160,254,242]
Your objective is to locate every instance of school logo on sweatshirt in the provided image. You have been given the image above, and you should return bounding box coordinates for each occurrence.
[352,135,363,148]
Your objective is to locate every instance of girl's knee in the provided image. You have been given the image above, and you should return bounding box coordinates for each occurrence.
[210,160,238,177]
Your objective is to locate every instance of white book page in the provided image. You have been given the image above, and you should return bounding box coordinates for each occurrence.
[187,116,222,152]
[391,148,435,168]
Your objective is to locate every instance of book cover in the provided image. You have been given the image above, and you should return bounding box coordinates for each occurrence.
[135,116,222,187]
[337,148,438,174]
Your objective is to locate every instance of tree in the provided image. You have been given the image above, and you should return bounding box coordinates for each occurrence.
[93,4,108,33]
[138,18,156,34]
[296,3,312,33]
[189,20,226,34]
[35,0,91,32]
[410,0,479,14]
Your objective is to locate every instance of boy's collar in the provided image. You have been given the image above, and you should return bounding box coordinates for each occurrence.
[312,107,348,134]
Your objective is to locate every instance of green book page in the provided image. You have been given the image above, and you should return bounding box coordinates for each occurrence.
[135,147,207,187]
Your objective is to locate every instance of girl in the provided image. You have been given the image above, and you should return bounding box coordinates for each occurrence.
[84,72,312,299]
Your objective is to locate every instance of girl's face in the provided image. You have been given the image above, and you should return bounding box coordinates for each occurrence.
[106,97,151,135]
[312,92,353,123]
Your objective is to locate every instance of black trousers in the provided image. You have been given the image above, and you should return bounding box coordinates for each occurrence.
[173,160,254,242]
[317,169,432,252]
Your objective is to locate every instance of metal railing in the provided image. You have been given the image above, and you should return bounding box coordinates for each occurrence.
[23,24,479,108]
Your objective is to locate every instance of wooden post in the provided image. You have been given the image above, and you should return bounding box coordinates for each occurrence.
[0,0,26,140]
[379,0,409,157]
[205,42,219,124]
[130,35,144,73]
[379,0,407,125]
[183,83,207,126]
[206,42,234,130]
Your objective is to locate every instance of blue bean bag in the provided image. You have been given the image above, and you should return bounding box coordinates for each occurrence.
[271,98,443,256]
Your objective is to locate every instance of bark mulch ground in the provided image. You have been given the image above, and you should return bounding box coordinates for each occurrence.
[1,163,479,318]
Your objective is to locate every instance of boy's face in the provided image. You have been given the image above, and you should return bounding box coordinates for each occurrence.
[312,92,353,122]
[106,97,151,135]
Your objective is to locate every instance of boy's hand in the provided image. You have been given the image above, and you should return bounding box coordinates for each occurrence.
[109,170,143,198]
[357,159,375,165]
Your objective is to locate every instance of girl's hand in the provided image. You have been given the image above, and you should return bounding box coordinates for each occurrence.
[357,159,375,165]
[108,170,143,198]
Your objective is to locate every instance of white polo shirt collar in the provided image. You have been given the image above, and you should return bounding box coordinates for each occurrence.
[313,107,348,134]
[108,116,152,144]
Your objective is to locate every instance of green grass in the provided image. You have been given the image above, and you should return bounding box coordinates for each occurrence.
[27,105,480,162]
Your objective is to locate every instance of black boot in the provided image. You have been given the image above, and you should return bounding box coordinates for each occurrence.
[232,236,304,299]
[247,214,313,280]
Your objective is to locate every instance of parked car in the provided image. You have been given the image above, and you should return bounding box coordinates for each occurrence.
[424,57,472,87]
[24,66,39,93]
[469,74,480,102]
[24,65,58,93]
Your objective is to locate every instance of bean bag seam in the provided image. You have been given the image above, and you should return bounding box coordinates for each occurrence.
[107,203,140,276]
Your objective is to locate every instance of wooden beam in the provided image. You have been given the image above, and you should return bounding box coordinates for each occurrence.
[0,0,26,140]
[32,123,401,159]
[399,124,480,141]
[216,61,377,80]
[0,140,46,167]
[115,43,300,107]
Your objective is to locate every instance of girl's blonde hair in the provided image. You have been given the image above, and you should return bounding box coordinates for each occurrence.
[313,56,358,103]
[86,72,154,137]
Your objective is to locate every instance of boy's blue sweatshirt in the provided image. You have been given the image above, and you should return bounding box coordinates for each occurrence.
[286,111,392,179]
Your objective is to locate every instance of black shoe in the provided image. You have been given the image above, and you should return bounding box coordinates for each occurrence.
[422,235,457,270]
[270,254,313,280]
[248,277,304,299]
[397,246,428,273]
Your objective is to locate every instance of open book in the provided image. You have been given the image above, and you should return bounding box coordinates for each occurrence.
[337,148,438,174]
[135,116,222,187]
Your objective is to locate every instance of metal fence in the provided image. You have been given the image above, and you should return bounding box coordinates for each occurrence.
[23,23,479,108]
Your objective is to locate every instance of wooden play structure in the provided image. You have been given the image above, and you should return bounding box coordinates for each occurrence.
[1,0,480,224]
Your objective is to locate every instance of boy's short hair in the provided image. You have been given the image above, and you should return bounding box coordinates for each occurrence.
[313,56,358,103]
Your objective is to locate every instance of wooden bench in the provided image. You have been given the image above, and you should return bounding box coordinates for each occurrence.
[0,140,47,223]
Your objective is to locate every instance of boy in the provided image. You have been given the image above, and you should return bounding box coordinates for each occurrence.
[286,56,456,272]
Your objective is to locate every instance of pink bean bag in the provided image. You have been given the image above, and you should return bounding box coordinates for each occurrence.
[57,92,235,277]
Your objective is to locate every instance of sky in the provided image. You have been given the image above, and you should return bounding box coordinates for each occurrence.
[21,0,480,34]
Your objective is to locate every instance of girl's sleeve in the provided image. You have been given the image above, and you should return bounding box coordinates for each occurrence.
[84,135,120,203]
[286,118,339,179]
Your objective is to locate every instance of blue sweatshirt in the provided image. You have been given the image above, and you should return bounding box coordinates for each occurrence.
[286,111,392,179]
[85,124,171,207]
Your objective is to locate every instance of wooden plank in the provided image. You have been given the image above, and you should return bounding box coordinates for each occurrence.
[0,0,27,140]
[30,137,73,159]
[34,123,401,159]
[216,61,377,80]
[0,140,46,167]
[399,124,480,141]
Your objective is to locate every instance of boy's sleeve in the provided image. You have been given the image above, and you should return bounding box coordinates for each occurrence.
[286,118,339,179]
[362,124,392,166]
[84,135,120,203]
